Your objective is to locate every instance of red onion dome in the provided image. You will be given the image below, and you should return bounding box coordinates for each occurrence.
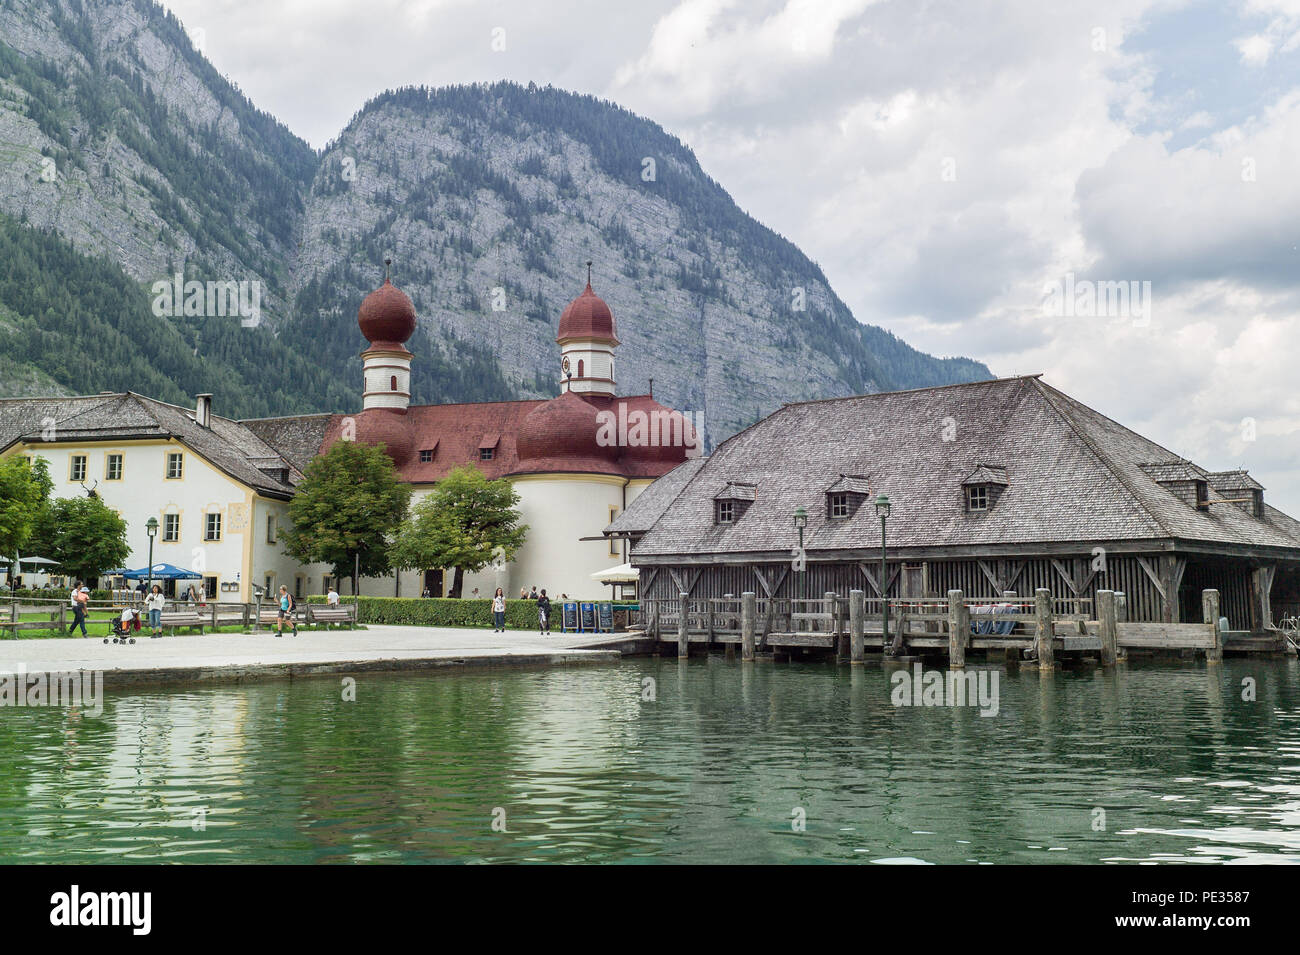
[353,408,413,466]
[358,279,416,349]
[557,282,618,345]
[515,391,620,472]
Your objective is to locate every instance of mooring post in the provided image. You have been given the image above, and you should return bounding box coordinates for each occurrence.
[1203,588,1223,664]
[825,591,841,660]
[849,589,865,664]
[740,591,756,662]
[677,592,689,659]
[1097,589,1117,667]
[947,589,967,668]
[1034,587,1055,670]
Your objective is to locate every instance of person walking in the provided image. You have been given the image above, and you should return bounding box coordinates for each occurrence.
[145,584,166,638]
[326,586,340,608]
[70,581,89,637]
[537,589,552,635]
[275,584,298,637]
[492,588,506,632]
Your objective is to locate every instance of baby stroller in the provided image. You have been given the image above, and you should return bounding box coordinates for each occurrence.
[105,609,140,645]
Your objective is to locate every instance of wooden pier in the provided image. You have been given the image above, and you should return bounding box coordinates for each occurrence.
[638,587,1285,665]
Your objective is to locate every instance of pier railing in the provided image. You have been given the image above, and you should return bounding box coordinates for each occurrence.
[636,588,1230,665]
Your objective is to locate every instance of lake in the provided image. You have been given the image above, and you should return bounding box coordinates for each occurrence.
[1,657,1298,863]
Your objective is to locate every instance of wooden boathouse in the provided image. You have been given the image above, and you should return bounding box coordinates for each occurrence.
[606,376,1300,661]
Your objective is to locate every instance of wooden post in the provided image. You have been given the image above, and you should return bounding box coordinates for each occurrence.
[947,589,967,668]
[1034,587,1054,670]
[706,600,714,646]
[677,592,689,658]
[741,592,756,662]
[211,603,218,632]
[1097,589,1117,667]
[58,603,66,634]
[849,590,865,664]
[1203,588,1223,664]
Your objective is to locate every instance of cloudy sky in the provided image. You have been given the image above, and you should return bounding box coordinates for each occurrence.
[164,0,1300,511]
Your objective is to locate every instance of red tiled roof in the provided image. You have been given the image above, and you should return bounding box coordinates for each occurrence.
[318,393,698,483]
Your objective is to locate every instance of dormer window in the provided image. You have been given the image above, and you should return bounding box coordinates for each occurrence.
[714,482,756,525]
[824,474,870,519]
[419,449,434,463]
[961,465,1008,513]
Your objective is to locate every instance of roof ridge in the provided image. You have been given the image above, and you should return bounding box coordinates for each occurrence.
[1028,378,1173,538]
[779,374,1029,410]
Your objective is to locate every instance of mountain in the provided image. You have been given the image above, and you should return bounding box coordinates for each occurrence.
[0,0,991,438]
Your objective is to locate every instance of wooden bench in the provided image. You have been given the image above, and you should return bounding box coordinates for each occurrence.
[308,605,357,629]
[159,610,205,635]
[257,609,305,628]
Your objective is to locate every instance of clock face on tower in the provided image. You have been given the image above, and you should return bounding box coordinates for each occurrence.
[561,356,571,376]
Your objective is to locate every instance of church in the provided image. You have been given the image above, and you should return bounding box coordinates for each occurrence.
[0,272,699,602]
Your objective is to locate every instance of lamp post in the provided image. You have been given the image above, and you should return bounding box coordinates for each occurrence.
[145,517,158,603]
[793,506,808,601]
[874,494,891,653]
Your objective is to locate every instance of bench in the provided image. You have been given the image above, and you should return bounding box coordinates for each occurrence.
[308,605,357,629]
[257,609,305,629]
[159,611,205,635]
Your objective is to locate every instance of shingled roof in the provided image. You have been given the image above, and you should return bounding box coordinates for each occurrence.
[629,376,1300,560]
[0,393,300,498]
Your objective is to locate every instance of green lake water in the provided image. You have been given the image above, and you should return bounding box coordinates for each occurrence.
[1,658,1298,864]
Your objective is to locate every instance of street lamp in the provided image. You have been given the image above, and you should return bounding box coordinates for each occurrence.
[874,494,891,653]
[145,517,158,603]
[793,506,808,600]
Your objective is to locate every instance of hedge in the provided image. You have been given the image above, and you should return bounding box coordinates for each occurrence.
[305,595,555,629]
[7,587,112,601]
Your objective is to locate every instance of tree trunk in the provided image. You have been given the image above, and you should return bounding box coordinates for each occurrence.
[450,567,465,599]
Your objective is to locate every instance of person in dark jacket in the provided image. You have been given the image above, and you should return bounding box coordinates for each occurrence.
[537,590,552,635]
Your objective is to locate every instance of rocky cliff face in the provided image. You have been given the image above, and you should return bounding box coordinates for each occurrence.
[0,1,990,437]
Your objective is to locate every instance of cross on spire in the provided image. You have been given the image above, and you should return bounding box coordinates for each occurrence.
[384,257,392,282]
[586,260,592,289]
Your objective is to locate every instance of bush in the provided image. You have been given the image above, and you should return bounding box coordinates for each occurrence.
[305,595,557,629]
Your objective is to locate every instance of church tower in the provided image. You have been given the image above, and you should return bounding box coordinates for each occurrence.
[357,261,416,412]
[556,263,618,396]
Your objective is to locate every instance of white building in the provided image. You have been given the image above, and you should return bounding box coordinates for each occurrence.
[0,273,698,602]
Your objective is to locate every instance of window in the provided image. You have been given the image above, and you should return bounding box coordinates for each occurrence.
[203,576,217,599]
[295,576,303,599]
[105,453,123,481]
[480,447,494,461]
[966,485,989,511]
[264,575,273,596]
[70,455,87,482]
[577,359,584,377]
[166,452,184,479]
[717,500,735,524]
[390,375,397,391]
[419,449,433,463]
[829,493,850,519]
[163,514,180,542]
[266,514,276,544]
[204,512,222,541]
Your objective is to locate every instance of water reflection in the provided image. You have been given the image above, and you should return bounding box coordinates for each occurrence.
[0,658,1297,863]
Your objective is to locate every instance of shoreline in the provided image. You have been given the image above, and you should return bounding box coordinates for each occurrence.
[0,625,634,691]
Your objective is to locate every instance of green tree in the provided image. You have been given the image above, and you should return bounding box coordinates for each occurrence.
[0,455,52,574]
[283,440,411,594]
[29,494,129,583]
[391,465,527,598]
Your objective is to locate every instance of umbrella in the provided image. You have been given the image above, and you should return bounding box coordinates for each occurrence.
[18,556,59,566]
[590,562,638,583]
[120,563,203,580]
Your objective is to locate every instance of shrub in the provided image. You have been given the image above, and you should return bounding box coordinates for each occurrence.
[306,595,569,629]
